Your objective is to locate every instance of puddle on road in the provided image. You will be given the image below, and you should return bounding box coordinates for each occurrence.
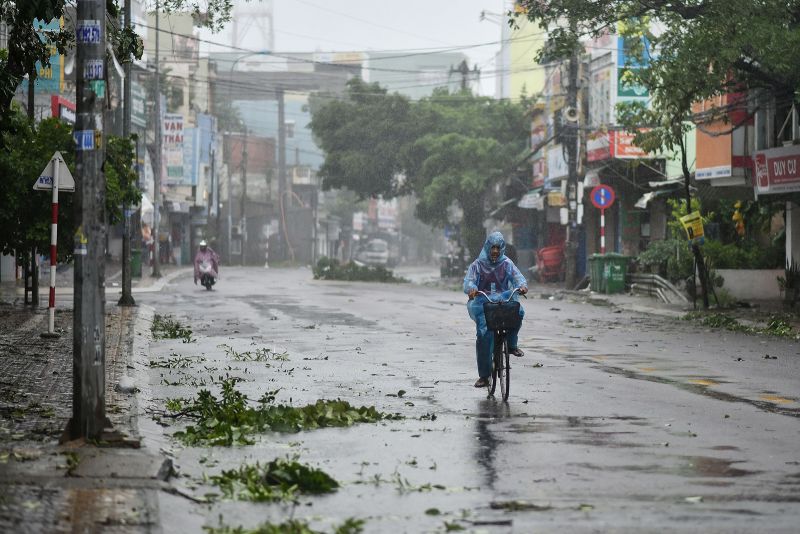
[540,348,800,418]
[248,298,378,328]
[759,394,796,405]
[503,414,650,449]
[572,456,758,478]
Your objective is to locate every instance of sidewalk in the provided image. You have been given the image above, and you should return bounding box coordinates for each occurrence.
[0,262,190,305]
[0,299,168,532]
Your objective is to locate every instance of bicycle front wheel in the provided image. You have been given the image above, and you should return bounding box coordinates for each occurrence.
[489,339,499,396]
[499,338,510,401]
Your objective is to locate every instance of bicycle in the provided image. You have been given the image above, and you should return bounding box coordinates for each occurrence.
[477,287,523,401]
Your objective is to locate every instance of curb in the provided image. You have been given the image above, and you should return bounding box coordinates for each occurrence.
[14,267,192,297]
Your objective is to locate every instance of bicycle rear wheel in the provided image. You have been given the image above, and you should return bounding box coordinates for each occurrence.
[499,338,510,401]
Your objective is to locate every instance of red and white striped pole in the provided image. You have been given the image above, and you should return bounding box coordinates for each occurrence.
[46,156,60,336]
[600,208,606,254]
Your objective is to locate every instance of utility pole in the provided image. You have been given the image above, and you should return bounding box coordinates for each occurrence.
[152,0,162,278]
[277,88,293,261]
[240,127,248,265]
[450,60,479,92]
[118,0,135,306]
[70,0,107,440]
[27,66,39,307]
[564,34,581,290]
[227,138,233,264]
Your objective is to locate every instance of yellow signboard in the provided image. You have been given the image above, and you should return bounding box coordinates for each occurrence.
[679,211,705,243]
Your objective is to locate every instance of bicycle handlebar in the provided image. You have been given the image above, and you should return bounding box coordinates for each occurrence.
[475,286,525,302]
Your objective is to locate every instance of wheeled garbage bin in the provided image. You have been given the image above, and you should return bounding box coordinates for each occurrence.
[602,253,630,294]
[588,254,605,292]
[131,249,142,278]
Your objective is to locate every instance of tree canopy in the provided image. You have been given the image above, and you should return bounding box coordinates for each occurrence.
[310,80,529,256]
[0,104,140,260]
[516,0,800,114]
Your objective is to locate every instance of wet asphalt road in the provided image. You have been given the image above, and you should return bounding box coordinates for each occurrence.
[135,266,800,533]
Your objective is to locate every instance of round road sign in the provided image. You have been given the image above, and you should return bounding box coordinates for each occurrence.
[590,184,616,210]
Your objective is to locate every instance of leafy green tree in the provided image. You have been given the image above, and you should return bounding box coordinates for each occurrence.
[408,90,529,256]
[310,78,418,199]
[310,82,529,257]
[0,105,140,263]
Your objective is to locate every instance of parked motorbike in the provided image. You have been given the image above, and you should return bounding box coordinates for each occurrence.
[198,260,216,290]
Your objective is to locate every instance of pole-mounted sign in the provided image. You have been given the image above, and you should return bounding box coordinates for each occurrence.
[590,184,616,254]
[33,151,74,338]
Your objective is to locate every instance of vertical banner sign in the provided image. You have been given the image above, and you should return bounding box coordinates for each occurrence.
[163,113,184,183]
[679,211,705,245]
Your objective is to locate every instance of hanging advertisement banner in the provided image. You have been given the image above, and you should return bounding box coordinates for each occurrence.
[19,19,64,95]
[131,82,147,127]
[163,113,184,183]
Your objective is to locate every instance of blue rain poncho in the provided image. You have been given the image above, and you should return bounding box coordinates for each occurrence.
[463,232,527,379]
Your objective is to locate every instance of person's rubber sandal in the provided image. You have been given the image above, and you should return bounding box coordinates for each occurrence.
[510,348,524,357]
[474,377,490,388]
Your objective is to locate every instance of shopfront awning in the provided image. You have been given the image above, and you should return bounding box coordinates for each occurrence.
[517,188,545,210]
[634,178,693,209]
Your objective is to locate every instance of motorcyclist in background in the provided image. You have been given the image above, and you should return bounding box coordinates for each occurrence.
[194,240,219,287]
[463,231,528,388]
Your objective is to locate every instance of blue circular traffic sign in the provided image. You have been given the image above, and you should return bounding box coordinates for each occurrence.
[590,184,616,210]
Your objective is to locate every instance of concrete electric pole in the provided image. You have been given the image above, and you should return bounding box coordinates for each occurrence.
[564,36,581,290]
[277,88,294,262]
[70,0,107,439]
[118,0,135,307]
[240,127,248,265]
[152,0,163,278]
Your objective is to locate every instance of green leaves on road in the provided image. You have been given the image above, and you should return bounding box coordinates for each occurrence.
[166,378,403,446]
[203,518,364,534]
[151,314,194,343]
[683,312,800,340]
[210,457,339,502]
[312,257,407,283]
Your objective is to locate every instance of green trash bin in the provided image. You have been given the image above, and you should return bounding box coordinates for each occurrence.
[602,253,630,294]
[588,254,605,292]
[131,249,142,278]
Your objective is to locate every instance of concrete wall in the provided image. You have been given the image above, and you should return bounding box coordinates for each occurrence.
[717,269,783,300]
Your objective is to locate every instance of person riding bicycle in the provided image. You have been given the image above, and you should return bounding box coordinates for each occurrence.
[464,232,527,388]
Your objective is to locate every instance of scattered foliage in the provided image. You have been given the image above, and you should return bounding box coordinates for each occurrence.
[166,378,402,446]
[210,457,339,502]
[683,312,800,340]
[202,518,365,534]
[313,257,407,283]
[152,314,194,342]
[149,353,205,368]
[221,344,289,362]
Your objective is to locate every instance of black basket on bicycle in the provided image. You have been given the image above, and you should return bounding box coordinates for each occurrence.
[483,300,522,331]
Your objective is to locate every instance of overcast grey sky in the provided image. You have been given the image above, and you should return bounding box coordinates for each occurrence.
[197,0,509,95]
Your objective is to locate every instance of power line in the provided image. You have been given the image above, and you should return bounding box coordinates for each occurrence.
[138,22,546,66]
